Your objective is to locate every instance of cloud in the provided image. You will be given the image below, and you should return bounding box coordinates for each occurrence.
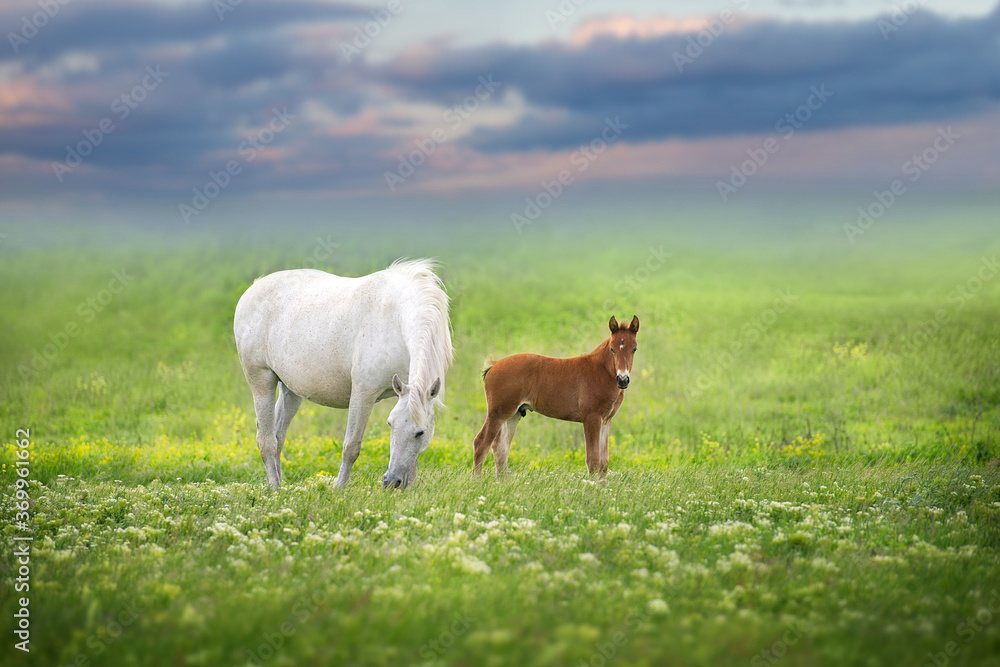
[0,0,997,203]
[1,0,366,63]
[0,0,375,193]
[375,5,1000,152]
[569,15,731,46]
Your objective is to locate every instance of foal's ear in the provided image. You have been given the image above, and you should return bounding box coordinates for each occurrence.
[609,316,619,333]
[391,374,408,396]
[427,377,441,400]
[629,315,640,333]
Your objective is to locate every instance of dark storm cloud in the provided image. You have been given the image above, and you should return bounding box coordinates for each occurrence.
[0,0,373,191]
[1,0,998,200]
[375,5,1000,152]
[1,0,366,63]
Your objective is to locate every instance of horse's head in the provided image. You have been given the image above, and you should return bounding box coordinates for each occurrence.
[608,315,640,389]
[384,374,441,489]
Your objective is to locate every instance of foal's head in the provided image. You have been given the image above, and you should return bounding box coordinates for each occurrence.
[608,316,640,389]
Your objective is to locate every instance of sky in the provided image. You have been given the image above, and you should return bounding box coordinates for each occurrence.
[0,0,997,223]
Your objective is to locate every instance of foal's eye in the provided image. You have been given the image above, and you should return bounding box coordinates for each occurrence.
[415,430,425,438]
[633,347,637,353]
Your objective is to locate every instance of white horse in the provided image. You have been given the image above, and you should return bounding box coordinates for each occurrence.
[233,259,452,489]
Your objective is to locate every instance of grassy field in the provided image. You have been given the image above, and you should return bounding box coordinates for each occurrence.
[2,205,1000,666]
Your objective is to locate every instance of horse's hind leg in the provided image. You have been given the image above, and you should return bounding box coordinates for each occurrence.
[492,413,521,477]
[275,381,303,460]
[473,412,505,476]
[247,368,281,489]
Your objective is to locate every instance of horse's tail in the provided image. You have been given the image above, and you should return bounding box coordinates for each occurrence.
[481,356,496,380]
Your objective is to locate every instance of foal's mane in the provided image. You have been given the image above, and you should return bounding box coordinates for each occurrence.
[386,258,453,424]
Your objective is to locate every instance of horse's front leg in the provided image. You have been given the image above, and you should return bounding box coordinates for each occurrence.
[334,390,376,488]
[598,393,624,476]
[406,459,419,487]
[583,415,603,478]
[598,420,611,476]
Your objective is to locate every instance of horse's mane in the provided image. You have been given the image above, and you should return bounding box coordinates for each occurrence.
[386,258,453,425]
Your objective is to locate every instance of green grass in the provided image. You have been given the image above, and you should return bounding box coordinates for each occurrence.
[1,210,999,666]
[4,465,1000,667]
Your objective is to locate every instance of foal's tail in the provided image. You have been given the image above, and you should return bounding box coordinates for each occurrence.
[481,356,496,380]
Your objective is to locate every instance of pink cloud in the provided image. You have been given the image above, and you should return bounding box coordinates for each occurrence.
[394,109,1000,194]
[570,12,760,47]
[0,78,73,125]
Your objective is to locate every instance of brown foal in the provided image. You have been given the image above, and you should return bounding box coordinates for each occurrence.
[472,315,640,477]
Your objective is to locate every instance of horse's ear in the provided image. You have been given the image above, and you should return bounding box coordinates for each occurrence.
[427,377,441,400]
[391,374,407,396]
[629,315,640,333]
[609,316,619,333]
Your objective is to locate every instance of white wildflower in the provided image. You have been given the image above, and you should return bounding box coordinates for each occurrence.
[453,553,491,575]
[648,599,669,614]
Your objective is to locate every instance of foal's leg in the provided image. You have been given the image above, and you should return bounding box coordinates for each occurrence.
[598,394,624,476]
[248,369,281,489]
[334,389,376,488]
[275,381,303,461]
[473,411,506,476]
[492,413,521,477]
[598,420,612,476]
[583,415,603,477]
